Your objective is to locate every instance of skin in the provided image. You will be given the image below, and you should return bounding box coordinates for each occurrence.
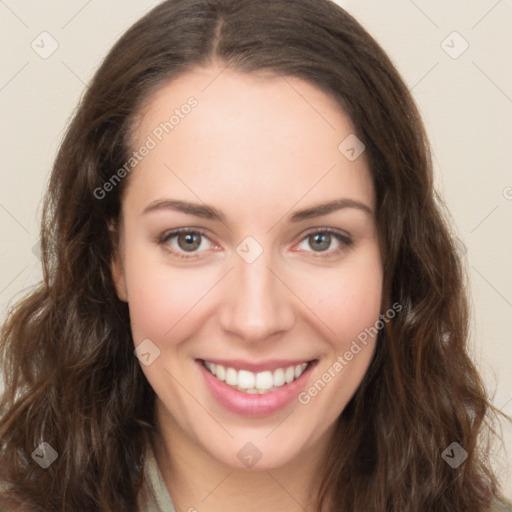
[111,64,383,511]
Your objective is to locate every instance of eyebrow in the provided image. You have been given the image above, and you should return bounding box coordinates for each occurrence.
[288,198,373,221]
[142,199,227,222]
[142,198,373,222]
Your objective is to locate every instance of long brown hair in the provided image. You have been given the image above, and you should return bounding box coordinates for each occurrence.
[0,0,506,510]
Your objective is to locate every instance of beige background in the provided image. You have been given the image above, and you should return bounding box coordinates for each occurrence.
[1,0,511,499]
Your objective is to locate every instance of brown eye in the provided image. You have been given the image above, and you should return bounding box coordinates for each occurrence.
[158,228,214,259]
[308,233,332,252]
[296,228,353,258]
[177,232,202,252]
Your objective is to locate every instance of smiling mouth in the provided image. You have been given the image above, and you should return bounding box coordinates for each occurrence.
[199,359,317,395]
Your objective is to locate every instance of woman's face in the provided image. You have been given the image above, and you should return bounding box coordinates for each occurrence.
[112,65,383,470]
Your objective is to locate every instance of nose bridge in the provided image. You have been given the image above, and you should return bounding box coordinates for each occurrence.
[219,243,295,342]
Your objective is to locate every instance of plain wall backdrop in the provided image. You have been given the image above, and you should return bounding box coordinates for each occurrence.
[1,0,511,500]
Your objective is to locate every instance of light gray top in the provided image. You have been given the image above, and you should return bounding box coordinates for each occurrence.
[137,443,177,512]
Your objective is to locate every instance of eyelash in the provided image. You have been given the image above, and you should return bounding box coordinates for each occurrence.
[157,227,353,261]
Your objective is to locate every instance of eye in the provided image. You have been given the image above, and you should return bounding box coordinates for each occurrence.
[158,228,216,259]
[295,228,353,257]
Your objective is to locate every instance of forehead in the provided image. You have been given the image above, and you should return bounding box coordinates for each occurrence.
[124,66,374,218]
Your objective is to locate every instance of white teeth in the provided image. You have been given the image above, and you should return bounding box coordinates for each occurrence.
[273,368,285,387]
[203,360,311,394]
[255,371,273,390]
[216,364,226,382]
[225,367,237,386]
[237,370,255,389]
[294,363,307,379]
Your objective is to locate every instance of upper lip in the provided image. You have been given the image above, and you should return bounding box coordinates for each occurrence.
[197,358,316,373]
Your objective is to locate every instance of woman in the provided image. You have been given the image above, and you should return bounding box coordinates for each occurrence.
[1,0,510,510]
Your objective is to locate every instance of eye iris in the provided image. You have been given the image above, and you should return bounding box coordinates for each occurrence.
[178,232,201,252]
[309,233,331,251]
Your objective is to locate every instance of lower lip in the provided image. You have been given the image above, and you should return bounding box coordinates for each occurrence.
[197,360,316,417]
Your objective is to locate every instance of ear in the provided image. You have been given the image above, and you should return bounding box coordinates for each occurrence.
[111,252,128,302]
[109,221,128,302]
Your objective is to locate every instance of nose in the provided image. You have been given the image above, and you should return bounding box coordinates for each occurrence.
[218,248,296,343]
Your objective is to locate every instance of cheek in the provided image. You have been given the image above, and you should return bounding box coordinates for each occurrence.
[294,251,383,348]
[122,249,214,346]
